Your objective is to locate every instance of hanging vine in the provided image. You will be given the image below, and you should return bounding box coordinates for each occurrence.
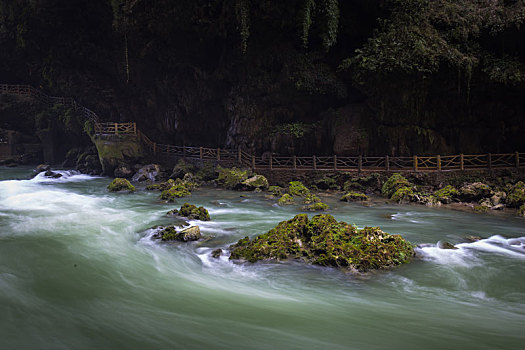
[300,0,316,49]
[235,0,250,55]
[319,0,339,51]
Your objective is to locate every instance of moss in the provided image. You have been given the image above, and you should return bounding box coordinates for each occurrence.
[216,167,250,189]
[518,204,525,217]
[303,193,321,204]
[229,214,414,271]
[432,185,459,204]
[315,177,340,190]
[382,173,411,198]
[268,185,284,197]
[288,181,310,197]
[241,174,269,191]
[160,184,191,202]
[343,180,365,192]
[341,192,369,201]
[474,205,489,213]
[391,186,415,202]
[506,181,525,208]
[107,178,135,192]
[157,225,201,242]
[277,194,295,205]
[146,179,175,191]
[303,202,329,211]
[343,173,381,192]
[167,203,210,221]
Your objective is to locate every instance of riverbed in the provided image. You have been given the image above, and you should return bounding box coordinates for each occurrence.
[1,167,524,349]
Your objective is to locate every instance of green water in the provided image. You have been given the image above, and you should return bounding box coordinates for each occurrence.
[1,167,524,349]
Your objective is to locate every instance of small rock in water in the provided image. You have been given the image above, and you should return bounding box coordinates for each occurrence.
[437,241,458,250]
[211,249,222,258]
[44,170,62,178]
[35,164,51,173]
[491,204,505,210]
[156,225,201,242]
[464,235,481,243]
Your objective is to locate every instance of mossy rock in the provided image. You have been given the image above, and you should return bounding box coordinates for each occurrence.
[391,186,416,202]
[107,178,135,192]
[302,202,329,211]
[341,192,369,201]
[459,182,493,202]
[146,179,175,191]
[229,214,414,271]
[382,173,412,198]
[344,173,381,192]
[432,185,459,204]
[287,181,310,197]
[518,204,525,217]
[156,225,201,242]
[216,167,251,189]
[474,205,489,213]
[315,177,340,191]
[160,184,191,202]
[167,203,210,221]
[506,181,525,208]
[170,159,197,179]
[211,249,223,258]
[277,194,295,206]
[303,193,321,204]
[241,174,269,191]
[268,186,284,197]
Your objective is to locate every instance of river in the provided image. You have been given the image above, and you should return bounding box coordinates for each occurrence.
[0,167,524,349]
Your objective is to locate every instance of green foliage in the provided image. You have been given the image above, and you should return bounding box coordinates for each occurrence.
[300,0,316,48]
[229,214,415,271]
[288,181,310,197]
[381,173,411,198]
[482,55,524,85]
[318,0,339,51]
[167,203,210,221]
[235,0,250,54]
[107,178,135,192]
[341,192,369,202]
[274,122,315,138]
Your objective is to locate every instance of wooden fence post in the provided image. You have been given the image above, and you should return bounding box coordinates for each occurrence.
[333,155,337,170]
[114,122,119,135]
[385,155,390,171]
[199,147,203,159]
[413,155,418,172]
[293,155,297,170]
[437,155,441,171]
[183,146,186,159]
[313,156,317,170]
[153,143,157,155]
[270,156,273,170]
[238,147,242,164]
[252,155,256,170]
[217,148,221,161]
[358,155,362,173]
[133,123,136,135]
[460,154,464,170]
[488,153,492,170]
[516,151,520,169]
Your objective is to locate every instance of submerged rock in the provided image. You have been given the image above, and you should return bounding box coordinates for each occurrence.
[211,249,222,258]
[437,241,458,250]
[229,214,414,271]
[44,170,62,178]
[167,203,210,221]
[107,178,135,192]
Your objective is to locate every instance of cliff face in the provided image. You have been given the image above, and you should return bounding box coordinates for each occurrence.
[1,0,524,159]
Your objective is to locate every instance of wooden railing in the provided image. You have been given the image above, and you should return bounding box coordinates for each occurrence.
[95,122,525,172]
[0,84,99,122]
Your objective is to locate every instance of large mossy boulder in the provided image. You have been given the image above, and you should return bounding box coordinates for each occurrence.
[382,173,412,198]
[459,182,493,202]
[432,185,459,204]
[229,214,414,271]
[167,203,211,221]
[506,181,525,208]
[287,181,310,197]
[107,178,135,192]
[170,159,197,180]
[241,175,269,191]
[155,226,201,242]
[216,167,251,189]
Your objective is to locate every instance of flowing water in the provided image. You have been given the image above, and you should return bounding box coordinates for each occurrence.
[1,167,524,349]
